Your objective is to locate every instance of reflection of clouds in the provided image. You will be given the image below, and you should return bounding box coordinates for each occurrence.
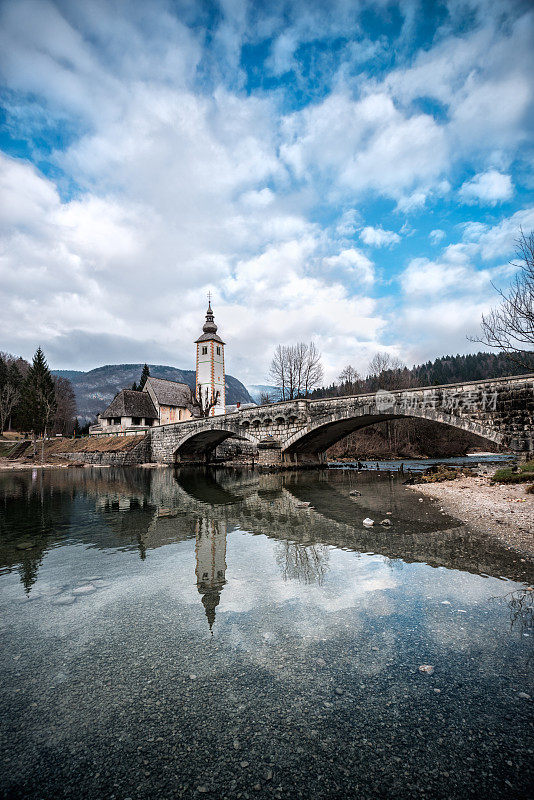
[390,562,526,654]
[5,522,528,680]
[220,532,397,618]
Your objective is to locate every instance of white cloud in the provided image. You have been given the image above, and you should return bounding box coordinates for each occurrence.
[399,298,496,365]
[0,0,532,385]
[395,191,427,213]
[383,7,533,158]
[281,92,449,202]
[360,226,400,247]
[323,248,375,284]
[0,153,385,384]
[400,242,511,297]
[459,170,513,205]
[462,207,534,260]
[429,229,445,245]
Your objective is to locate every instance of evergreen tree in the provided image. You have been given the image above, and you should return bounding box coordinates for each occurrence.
[24,347,57,460]
[139,363,150,390]
[131,382,138,391]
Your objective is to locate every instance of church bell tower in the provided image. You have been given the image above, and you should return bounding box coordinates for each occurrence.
[195,297,225,416]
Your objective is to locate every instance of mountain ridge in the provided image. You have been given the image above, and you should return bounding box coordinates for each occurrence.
[52,363,254,422]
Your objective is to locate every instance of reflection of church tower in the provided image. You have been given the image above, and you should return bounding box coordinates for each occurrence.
[195,518,227,631]
[195,297,226,416]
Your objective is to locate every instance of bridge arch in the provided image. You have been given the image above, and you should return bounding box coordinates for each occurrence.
[282,407,503,461]
[173,427,259,463]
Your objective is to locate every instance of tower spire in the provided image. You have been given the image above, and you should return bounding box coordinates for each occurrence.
[203,300,217,334]
[195,293,226,416]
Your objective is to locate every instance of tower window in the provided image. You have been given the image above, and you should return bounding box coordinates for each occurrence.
[216,346,221,355]
[202,346,208,355]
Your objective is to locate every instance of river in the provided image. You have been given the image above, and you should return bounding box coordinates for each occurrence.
[0,466,532,799]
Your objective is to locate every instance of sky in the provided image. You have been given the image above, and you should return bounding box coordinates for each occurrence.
[0,0,533,386]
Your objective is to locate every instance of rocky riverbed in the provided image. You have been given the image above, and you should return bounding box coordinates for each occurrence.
[407,476,534,557]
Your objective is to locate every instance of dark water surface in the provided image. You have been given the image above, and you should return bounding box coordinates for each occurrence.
[0,467,532,800]
[329,454,514,471]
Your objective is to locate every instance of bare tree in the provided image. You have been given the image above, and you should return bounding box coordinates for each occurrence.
[367,352,407,391]
[269,342,324,399]
[276,541,330,585]
[0,383,20,435]
[53,376,77,435]
[190,386,221,418]
[473,229,534,368]
[302,342,324,396]
[259,392,272,405]
[269,345,288,400]
[0,353,27,433]
[338,365,362,395]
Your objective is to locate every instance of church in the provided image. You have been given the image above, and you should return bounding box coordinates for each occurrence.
[93,300,227,434]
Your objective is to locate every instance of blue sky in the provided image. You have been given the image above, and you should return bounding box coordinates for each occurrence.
[0,0,533,385]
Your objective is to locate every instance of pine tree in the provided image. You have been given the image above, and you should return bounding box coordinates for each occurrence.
[139,363,150,390]
[131,382,138,391]
[24,347,57,461]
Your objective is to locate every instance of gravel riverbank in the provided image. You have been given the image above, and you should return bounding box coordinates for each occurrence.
[407,476,534,557]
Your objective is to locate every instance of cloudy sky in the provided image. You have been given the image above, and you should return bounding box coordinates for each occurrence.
[0,0,533,385]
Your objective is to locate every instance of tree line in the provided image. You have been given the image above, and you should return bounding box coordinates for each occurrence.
[310,349,534,402]
[0,348,77,449]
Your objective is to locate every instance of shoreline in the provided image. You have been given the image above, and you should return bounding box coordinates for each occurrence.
[406,476,534,558]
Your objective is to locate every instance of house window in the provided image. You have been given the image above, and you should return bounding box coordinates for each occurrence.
[132,417,141,425]
[216,346,221,355]
[202,346,208,355]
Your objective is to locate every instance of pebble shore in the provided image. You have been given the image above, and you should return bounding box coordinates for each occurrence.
[407,476,534,557]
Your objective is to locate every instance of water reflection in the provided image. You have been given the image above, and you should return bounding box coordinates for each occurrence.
[195,518,227,630]
[1,467,533,603]
[1,467,533,800]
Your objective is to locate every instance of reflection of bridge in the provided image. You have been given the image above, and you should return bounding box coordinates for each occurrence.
[1,468,532,626]
[151,375,534,466]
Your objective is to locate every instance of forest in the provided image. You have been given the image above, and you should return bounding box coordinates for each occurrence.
[0,349,77,438]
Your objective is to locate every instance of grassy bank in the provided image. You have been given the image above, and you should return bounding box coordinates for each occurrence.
[492,460,534,485]
[43,435,146,455]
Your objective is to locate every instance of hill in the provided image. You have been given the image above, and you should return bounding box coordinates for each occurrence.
[246,384,278,403]
[53,364,254,422]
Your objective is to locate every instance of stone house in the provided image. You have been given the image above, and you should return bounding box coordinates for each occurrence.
[98,389,159,433]
[143,377,194,424]
[93,378,196,434]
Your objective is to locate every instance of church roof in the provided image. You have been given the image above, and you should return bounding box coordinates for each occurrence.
[101,390,158,419]
[195,332,225,344]
[195,301,225,344]
[144,377,192,407]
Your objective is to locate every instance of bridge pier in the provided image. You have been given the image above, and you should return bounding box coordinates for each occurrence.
[257,437,283,468]
[257,437,325,469]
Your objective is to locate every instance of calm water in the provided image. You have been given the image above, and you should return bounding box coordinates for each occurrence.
[329,454,514,470]
[0,467,532,800]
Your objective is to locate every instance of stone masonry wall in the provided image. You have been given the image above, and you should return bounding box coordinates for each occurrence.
[149,375,534,464]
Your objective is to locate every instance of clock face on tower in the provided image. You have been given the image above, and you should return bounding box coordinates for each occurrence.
[195,300,226,416]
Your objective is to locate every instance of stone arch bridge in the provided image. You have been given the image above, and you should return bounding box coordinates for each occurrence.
[150,374,534,466]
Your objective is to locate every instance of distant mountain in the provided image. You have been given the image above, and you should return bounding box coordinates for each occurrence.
[53,364,254,422]
[247,384,279,403]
